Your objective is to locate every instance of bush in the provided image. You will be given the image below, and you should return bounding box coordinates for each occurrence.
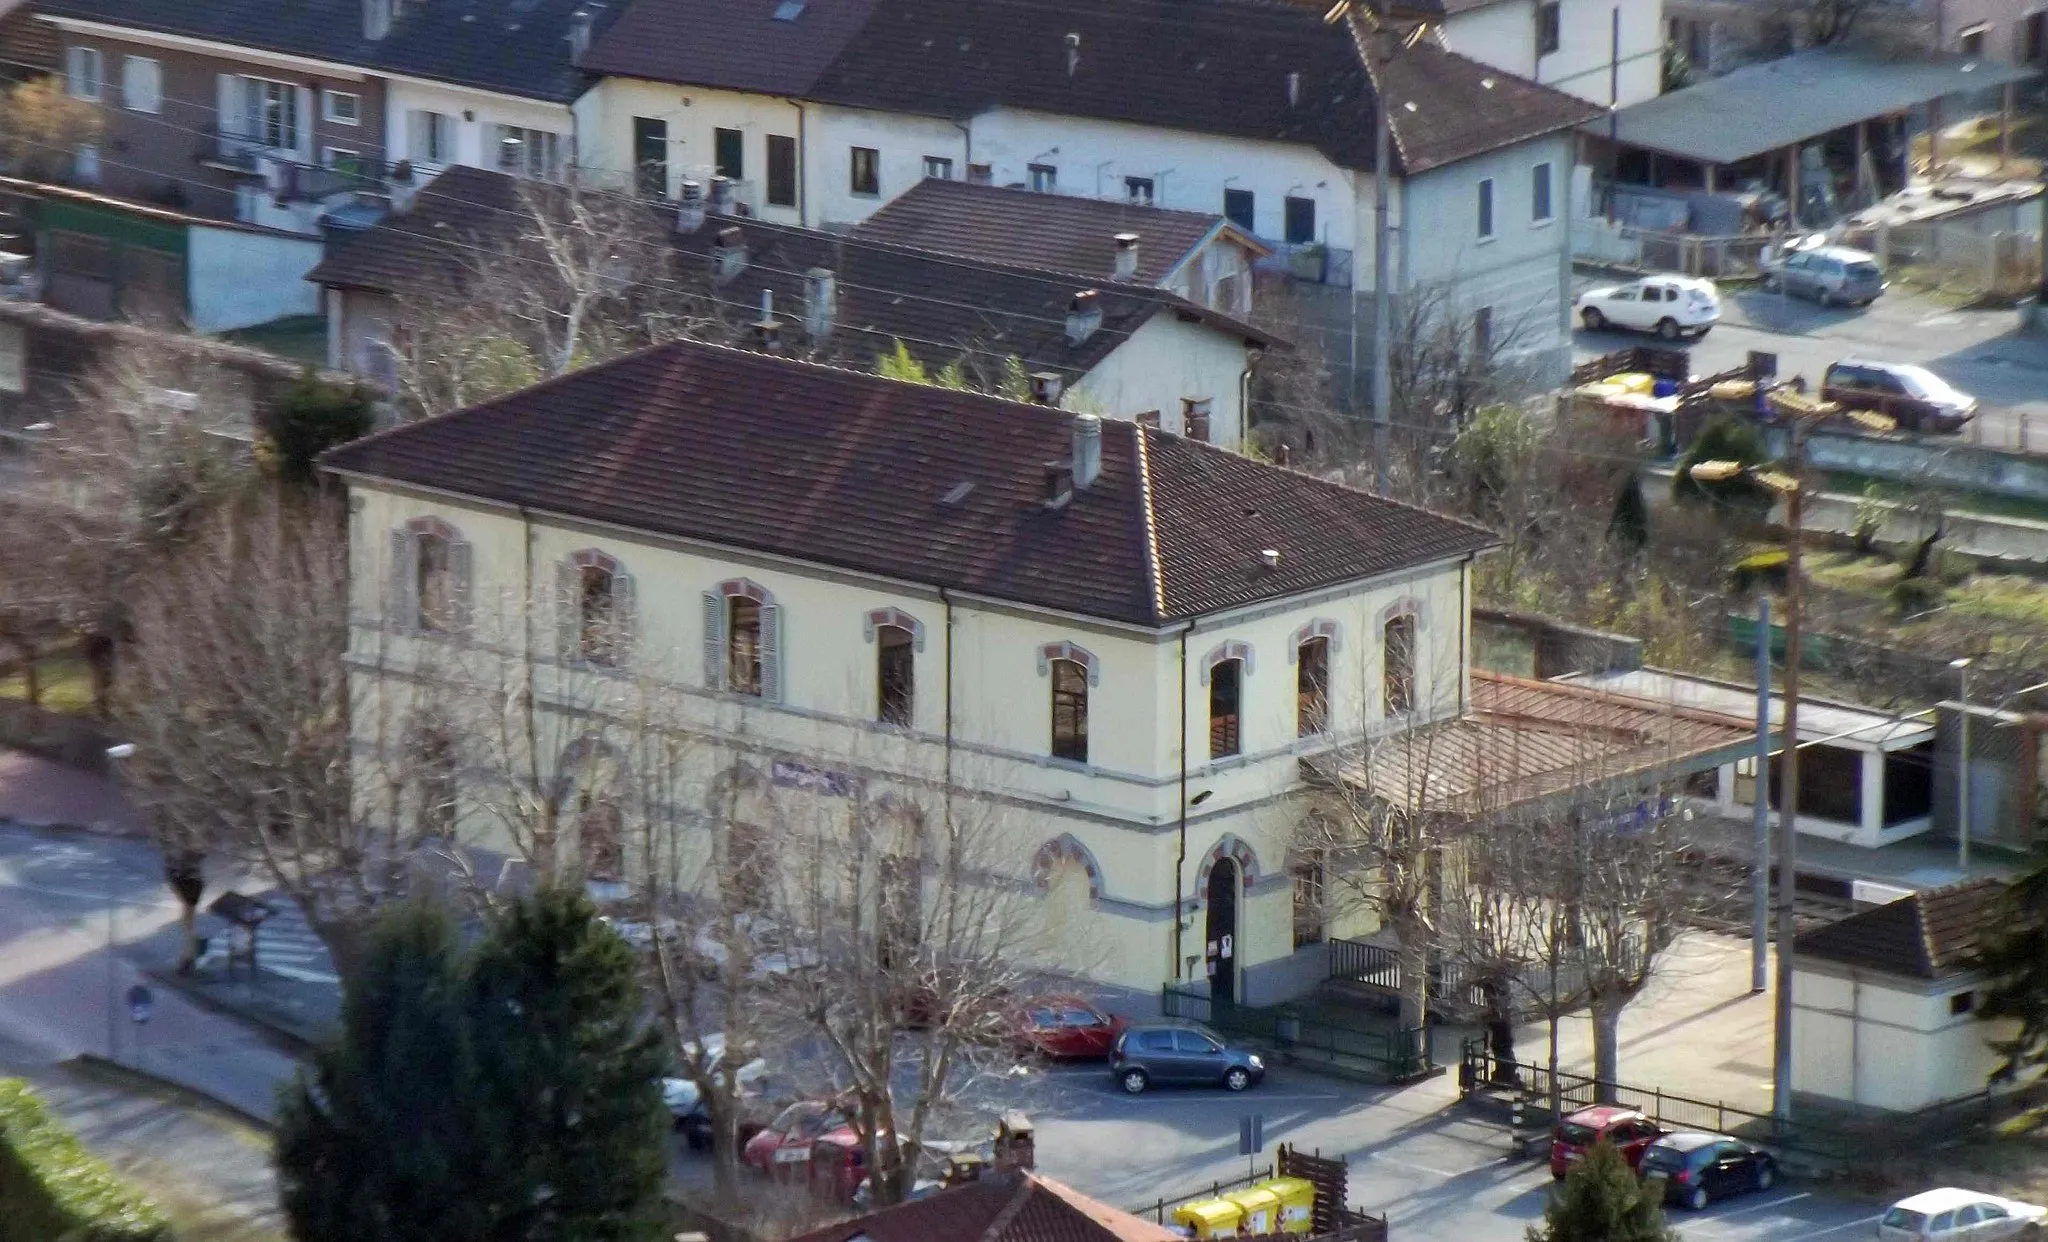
[1673,417,1774,516]
[260,371,376,486]
[1891,576,1946,617]
[1527,1140,1676,1242]
[0,1078,170,1242]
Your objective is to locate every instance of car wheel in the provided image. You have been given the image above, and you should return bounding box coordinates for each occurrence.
[1551,1168,1566,1182]
[1580,307,1606,331]
[1120,1069,1150,1095]
[1223,1067,1252,1092]
[1655,317,1680,341]
[1755,1163,1774,1191]
[1685,1186,1709,1211]
[685,1128,711,1153]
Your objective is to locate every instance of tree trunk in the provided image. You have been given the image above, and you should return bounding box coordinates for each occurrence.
[1590,997,1623,1103]
[710,1102,741,1210]
[1547,1011,1562,1120]
[1396,920,1429,1032]
[164,849,205,974]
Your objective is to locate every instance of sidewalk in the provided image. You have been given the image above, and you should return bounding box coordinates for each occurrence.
[1685,808,2028,889]
[0,748,140,834]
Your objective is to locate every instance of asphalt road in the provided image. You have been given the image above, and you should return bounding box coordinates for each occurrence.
[1571,275,2048,455]
[0,820,1899,1242]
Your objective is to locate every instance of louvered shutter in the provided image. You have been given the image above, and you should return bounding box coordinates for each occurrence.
[216,74,238,149]
[759,602,782,704]
[388,528,415,631]
[294,86,314,161]
[557,559,580,663]
[701,592,723,689]
[447,538,473,635]
[613,571,638,666]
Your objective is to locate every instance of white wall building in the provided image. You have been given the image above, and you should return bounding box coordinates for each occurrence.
[571,0,1602,382]
[1441,0,1666,110]
[1792,880,2018,1112]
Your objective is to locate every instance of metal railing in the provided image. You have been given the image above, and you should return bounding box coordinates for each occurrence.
[1161,983,1432,1083]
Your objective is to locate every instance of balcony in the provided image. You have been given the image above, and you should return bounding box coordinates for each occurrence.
[1255,239,1354,287]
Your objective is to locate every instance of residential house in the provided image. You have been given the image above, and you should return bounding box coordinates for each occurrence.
[31,0,613,229]
[308,165,1279,446]
[1667,0,2048,76]
[1792,879,2016,1112]
[0,0,59,84]
[572,0,1603,383]
[786,1169,1179,1242]
[850,178,1267,318]
[322,338,1754,1005]
[1434,0,1667,109]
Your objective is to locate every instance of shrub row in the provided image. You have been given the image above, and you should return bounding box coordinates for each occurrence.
[0,1078,170,1242]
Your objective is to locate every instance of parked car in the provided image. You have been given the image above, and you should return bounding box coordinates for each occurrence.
[1574,275,1721,340]
[1550,1106,1664,1179]
[660,1033,771,1152]
[742,1100,870,1199]
[1015,997,1127,1061]
[1637,1132,1777,1211]
[1878,1189,2048,1242]
[1108,1024,1264,1093]
[1764,244,1887,306]
[692,914,821,981]
[1821,359,1978,434]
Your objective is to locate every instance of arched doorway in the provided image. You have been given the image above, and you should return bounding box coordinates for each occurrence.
[1205,858,1239,1005]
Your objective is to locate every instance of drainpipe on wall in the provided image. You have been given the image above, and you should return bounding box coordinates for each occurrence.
[940,586,955,836]
[953,120,972,178]
[1172,626,1192,981]
[796,101,809,229]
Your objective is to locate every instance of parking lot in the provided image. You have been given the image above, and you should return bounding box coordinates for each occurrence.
[1571,272,2048,455]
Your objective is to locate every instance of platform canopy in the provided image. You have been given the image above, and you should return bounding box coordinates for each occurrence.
[1595,47,2037,167]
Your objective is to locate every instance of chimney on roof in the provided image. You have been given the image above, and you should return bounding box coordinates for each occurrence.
[1029,371,1063,405]
[753,289,783,352]
[568,7,595,60]
[803,267,836,340]
[364,0,395,41]
[709,175,737,216]
[675,178,707,233]
[1072,413,1102,490]
[714,226,746,283]
[1043,460,1074,508]
[1065,289,1102,345]
[1286,70,1301,107]
[1064,31,1080,77]
[1112,232,1139,282]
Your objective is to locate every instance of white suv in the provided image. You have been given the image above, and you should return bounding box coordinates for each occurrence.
[1575,275,1721,340]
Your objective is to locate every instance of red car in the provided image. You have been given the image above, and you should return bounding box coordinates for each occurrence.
[742,1101,870,1201]
[1016,998,1127,1060]
[1551,1106,1664,1179]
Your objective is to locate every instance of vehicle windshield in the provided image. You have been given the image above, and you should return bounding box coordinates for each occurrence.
[1638,1146,1685,1171]
[1882,1208,1930,1233]
[1895,367,1956,401]
[1556,1122,1599,1145]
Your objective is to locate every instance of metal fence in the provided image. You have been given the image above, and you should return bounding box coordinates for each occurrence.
[1161,983,1433,1083]
[1841,220,2042,304]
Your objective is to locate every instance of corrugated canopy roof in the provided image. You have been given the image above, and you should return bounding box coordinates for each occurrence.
[1599,48,2037,166]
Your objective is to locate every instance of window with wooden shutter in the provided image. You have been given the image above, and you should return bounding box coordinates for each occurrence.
[759,602,782,703]
[701,592,725,688]
[1383,613,1416,716]
[728,597,762,696]
[1182,398,1211,442]
[446,537,472,634]
[389,528,416,629]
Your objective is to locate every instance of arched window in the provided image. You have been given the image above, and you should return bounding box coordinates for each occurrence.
[1038,642,1098,764]
[1209,657,1244,758]
[865,608,924,728]
[1383,613,1417,716]
[390,516,471,634]
[702,579,781,701]
[1297,636,1330,736]
[558,549,636,667]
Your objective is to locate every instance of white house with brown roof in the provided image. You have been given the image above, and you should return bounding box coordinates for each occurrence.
[571,0,1603,385]
[323,339,1756,1008]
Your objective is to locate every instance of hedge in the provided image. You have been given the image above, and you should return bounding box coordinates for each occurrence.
[0,1078,171,1242]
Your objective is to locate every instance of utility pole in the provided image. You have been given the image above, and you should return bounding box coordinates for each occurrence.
[1751,595,1771,994]
[1772,424,1805,1128]
[1371,74,1392,492]
[1954,657,1973,875]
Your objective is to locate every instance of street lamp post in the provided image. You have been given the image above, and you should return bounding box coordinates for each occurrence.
[103,742,135,1061]
[1953,657,1973,876]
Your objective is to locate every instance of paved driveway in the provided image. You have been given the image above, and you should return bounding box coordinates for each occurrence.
[1571,274,2048,455]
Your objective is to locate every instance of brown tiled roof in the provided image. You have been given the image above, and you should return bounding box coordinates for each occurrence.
[786,1171,1180,1242]
[306,166,1280,385]
[581,0,1600,175]
[851,180,1260,287]
[579,0,879,94]
[1794,879,2009,980]
[319,338,1494,626]
[1317,673,1758,818]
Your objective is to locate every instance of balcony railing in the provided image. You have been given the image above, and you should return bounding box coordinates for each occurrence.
[1254,239,1355,287]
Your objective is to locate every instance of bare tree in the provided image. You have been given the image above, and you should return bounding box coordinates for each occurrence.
[0,76,103,181]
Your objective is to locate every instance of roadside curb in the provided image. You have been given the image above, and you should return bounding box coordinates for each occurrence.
[67,1053,277,1134]
[140,965,324,1058]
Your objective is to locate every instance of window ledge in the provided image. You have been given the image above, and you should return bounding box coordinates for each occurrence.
[1531,216,1556,230]
[1475,234,1497,246]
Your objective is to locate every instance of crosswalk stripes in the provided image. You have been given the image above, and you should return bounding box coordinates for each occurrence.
[250,900,341,986]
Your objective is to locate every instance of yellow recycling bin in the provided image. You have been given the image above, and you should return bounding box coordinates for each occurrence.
[1258,1178,1317,1234]
[1172,1198,1243,1239]
[1224,1185,1282,1236]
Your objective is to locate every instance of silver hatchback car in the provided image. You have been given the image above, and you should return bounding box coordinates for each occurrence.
[1766,244,1887,307]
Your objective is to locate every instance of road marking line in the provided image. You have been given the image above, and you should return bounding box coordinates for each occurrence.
[1368,1153,1463,1179]
[1688,1193,1812,1231]
[1764,1212,1883,1242]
